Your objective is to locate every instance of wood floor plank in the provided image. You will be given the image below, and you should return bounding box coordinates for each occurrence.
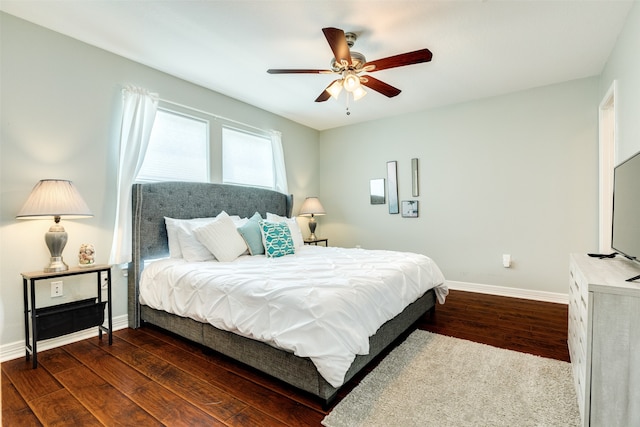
[66,337,226,425]
[1,357,63,402]
[70,337,228,426]
[1,371,42,426]
[110,345,249,422]
[63,338,153,395]
[421,290,570,361]
[131,380,227,426]
[225,406,290,427]
[119,327,326,426]
[29,388,101,426]
[120,326,306,402]
[35,347,83,374]
[53,365,163,426]
[137,325,325,409]
[429,301,567,333]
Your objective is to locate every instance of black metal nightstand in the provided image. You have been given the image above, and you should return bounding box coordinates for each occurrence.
[304,238,328,246]
[21,264,113,368]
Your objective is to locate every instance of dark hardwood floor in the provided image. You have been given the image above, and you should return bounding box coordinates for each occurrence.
[2,290,569,426]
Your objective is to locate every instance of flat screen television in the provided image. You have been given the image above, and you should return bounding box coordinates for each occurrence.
[611,150,640,279]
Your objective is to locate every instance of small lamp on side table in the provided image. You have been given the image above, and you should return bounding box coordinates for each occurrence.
[299,197,326,241]
[16,179,93,272]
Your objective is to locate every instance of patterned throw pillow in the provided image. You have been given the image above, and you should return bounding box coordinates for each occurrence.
[260,220,295,258]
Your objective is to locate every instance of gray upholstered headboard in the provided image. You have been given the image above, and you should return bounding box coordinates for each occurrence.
[128,181,293,327]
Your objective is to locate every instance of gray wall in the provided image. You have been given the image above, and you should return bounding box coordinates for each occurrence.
[0,13,319,346]
[319,78,600,294]
[600,1,640,163]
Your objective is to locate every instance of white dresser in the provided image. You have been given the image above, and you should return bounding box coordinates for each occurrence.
[568,253,640,426]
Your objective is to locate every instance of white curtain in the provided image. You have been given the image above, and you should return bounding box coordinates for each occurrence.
[270,130,289,194]
[109,86,159,264]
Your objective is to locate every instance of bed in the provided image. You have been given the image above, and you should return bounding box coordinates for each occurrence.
[128,181,447,406]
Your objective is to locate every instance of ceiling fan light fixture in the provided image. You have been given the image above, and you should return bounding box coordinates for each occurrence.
[343,70,361,92]
[352,86,367,101]
[327,79,343,99]
[266,28,432,104]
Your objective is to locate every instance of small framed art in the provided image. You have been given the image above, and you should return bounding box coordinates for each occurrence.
[401,200,419,218]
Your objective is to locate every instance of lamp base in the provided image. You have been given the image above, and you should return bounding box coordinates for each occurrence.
[308,218,318,241]
[45,256,69,273]
[44,221,69,272]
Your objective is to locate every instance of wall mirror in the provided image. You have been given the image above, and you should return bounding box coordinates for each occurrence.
[412,158,419,197]
[387,161,399,214]
[370,179,385,204]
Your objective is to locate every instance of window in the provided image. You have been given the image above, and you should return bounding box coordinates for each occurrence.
[136,105,287,192]
[136,109,209,183]
[222,127,274,189]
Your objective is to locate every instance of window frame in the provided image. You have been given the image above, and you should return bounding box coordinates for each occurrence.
[135,106,211,184]
[221,125,276,190]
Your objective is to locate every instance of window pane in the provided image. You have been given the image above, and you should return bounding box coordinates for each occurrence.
[136,109,208,183]
[222,127,273,188]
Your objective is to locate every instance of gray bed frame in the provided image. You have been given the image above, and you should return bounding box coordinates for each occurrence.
[128,181,436,406]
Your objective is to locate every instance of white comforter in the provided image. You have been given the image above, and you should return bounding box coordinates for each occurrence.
[139,245,447,387]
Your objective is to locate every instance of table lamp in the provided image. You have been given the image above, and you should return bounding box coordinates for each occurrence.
[16,179,93,272]
[299,197,326,240]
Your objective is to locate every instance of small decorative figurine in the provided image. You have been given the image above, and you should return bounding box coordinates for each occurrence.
[78,243,95,267]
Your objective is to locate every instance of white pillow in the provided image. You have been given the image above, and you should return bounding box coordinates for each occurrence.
[229,215,249,227]
[165,216,217,258]
[266,212,304,249]
[194,213,248,262]
[176,226,215,262]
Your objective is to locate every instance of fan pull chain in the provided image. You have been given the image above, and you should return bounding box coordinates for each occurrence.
[345,92,351,115]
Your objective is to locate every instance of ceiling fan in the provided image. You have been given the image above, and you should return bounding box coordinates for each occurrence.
[267,27,433,103]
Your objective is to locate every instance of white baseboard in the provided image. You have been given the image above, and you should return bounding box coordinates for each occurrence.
[0,314,129,363]
[446,280,569,304]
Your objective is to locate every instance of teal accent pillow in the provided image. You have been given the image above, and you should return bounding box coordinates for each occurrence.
[237,212,264,255]
[260,220,295,258]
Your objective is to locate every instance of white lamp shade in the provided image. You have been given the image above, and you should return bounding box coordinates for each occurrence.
[343,71,361,92]
[16,179,93,219]
[299,197,326,216]
[352,86,367,101]
[327,79,343,99]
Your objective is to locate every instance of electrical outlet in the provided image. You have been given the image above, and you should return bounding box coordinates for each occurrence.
[51,281,63,297]
[100,271,109,289]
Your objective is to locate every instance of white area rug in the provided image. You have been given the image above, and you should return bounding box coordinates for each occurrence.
[322,331,580,427]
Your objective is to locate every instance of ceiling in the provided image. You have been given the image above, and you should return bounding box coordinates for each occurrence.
[1,1,634,131]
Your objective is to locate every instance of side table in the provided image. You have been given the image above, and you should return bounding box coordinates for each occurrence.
[21,264,113,368]
[304,238,328,246]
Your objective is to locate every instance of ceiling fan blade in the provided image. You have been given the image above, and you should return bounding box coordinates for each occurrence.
[322,27,352,65]
[361,76,401,98]
[267,69,332,74]
[315,90,331,103]
[365,48,433,72]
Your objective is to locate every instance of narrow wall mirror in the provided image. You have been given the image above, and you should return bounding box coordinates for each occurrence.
[387,161,399,214]
[412,158,419,197]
